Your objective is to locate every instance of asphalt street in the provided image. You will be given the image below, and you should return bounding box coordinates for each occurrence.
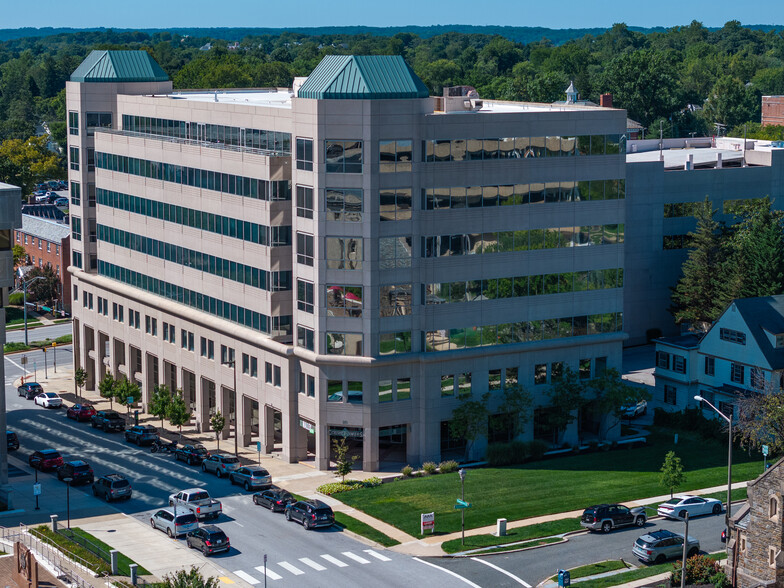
[5,321,73,344]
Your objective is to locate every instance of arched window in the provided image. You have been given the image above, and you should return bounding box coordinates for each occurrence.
[771,496,779,520]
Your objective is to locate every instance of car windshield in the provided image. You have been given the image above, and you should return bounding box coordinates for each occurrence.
[635,538,651,548]
[314,508,332,516]
[43,452,61,459]
[73,464,90,472]
[208,531,227,540]
[251,470,268,477]
[104,412,120,418]
[193,446,207,453]
[45,393,58,398]
[222,457,240,464]
[175,514,197,524]
[662,498,680,505]
[111,479,130,488]
[191,492,210,501]
[142,427,157,433]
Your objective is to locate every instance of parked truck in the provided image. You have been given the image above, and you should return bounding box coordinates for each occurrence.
[168,488,222,520]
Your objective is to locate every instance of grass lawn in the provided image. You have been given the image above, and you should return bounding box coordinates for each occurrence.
[333,512,400,547]
[478,536,561,554]
[6,320,42,331]
[5,306,26,325]
[337,428,763,537]
[550,560,629,581]
[441,518,581,554]
[576,552,724,588]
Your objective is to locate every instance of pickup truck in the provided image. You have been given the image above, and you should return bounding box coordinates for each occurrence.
[91,410,125,432]
[168,488,222,520]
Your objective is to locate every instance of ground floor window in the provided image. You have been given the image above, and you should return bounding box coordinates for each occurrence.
[663,385,677,405]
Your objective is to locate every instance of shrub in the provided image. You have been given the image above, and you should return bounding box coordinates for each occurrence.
[438,460,459,474]
[401,465,413,477]
[670,554,729,588]
[363,477,382,488]
[527,440,549,461]
[4,342,28,353]
[8,292,23,306]
[422,461,437,475]
[316,480,365,495]
[486,441,529,466]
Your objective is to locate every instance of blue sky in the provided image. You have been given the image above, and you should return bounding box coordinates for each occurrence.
[4,0,782,29]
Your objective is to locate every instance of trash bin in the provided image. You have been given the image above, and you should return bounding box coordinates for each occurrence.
[558,570,571,587]
[134,410,139,426]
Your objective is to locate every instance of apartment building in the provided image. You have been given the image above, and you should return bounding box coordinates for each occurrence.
[68,51,627,471]
[14,215,71,313]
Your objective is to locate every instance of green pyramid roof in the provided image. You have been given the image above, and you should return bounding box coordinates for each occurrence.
[298,55,429,100]
[71,50,169,83]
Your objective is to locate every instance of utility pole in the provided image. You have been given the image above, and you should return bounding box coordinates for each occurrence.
[680,511,689,588]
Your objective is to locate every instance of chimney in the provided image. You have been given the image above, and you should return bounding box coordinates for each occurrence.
[600,93,613,108]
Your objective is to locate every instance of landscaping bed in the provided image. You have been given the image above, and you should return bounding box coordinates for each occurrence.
[4,334,72,354]
[441,518,581,554]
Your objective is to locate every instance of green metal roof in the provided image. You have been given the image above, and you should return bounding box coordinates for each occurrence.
[298,55,429,100]
[70,50,169,83]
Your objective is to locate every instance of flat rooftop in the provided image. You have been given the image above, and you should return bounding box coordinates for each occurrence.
[626,147,745,169]
[167,89,294,109]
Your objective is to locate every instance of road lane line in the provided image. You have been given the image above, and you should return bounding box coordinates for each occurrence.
[320,554,348,567]
[364,549,392,561]
[277,561,304,575]
[5,357,30,374]
[470,558,531,587]
[412,557,483,588]
[233,571,259,585]
[254,566,282,580]
[342,551,370,564]
[299,557,326,571]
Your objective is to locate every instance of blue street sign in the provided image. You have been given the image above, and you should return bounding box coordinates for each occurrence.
[763,445,769,456]
[257,441,262,452]
[454,499,472,509]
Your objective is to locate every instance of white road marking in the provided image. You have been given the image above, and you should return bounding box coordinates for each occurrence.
[232,521,244,527]
[364,549,392,562]
[233,570,260,585]
[299,557,326,571]
[5,357,30,374]
[470,557,531,587]
[277,561,304,575]
[320,554,348,568]
[342,551,370,564]
[255,566,282,580]
[413,557,483,588]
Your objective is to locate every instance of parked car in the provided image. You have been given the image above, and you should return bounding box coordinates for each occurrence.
[284,499,335,530]
[581,503,647,533]
[92,474,133,501]
[632,529,700,564]
[91,410,125,432]
[185,525,230,556]
[33,192,50,203]
[253,489,295,512]
[18,382,43,400]
[35,392,63,408]
[124,425,159,446]
[53,197,69,208]
[169,488,222,520]
[201,454,241,478]
[657,495,723,520]
[174,444,209,465]
[28,449,64,471]
[6,431,19,451]
[229,467,272,491]
[67,403,97,422]
[150,508,199,538]
[622,399,648,418]
[57,460,94,485]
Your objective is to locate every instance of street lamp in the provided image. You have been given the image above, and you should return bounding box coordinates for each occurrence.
[22,275,45,346]
[694,395,732,539]
[223,358,238,457]
[679,510,690,588]
[459,468,466,546]
[62,476,73,529]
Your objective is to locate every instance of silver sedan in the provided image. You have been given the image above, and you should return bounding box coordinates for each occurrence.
[229,467,272,491]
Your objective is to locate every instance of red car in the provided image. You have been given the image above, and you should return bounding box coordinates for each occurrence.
[29,449,64,471]
[67,403,97,422]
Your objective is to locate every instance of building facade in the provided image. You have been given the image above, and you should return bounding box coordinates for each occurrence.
[762,95,784,128]
[68,51,628,471]
[14,215,71,313]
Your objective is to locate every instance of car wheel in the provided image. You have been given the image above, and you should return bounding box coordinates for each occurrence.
[106,492,112,502]
[215,469,222,478]
[169,499,174,506]
[688,547,698,558]
[285,510,292,521]
[635,516,645,527]
[187,457,194,466]
[679,510,688,520]
[201,463,207,473]
[244,482,251,491]
[167,528,173,538]
[103,423,108,432]
[91,421,97,428]
[202,546,209,557]
[303,519,310,530]
[253,495,259,505]
[92,486,98,496]
[712,504,722,515]
[601,521,612,533]
[150,519,156,529]
[654,554,666,565]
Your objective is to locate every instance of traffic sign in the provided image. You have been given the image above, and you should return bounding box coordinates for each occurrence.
[257,441,262,453]
[763,445,769,456]
[33,483,41,496]
[454,499,472,509]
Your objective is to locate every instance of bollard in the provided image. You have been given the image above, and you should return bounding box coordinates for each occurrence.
[129,563,138,585]
[110,550,119,575]
[496,518,507,537]
[50,514,58,533]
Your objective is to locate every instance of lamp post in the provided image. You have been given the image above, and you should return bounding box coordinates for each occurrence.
[62,476,73,529]
[459,468,466,546]
[223,358,238,457]
[22,276,45,346]
[694,395,732,539]
[680,510,689,588]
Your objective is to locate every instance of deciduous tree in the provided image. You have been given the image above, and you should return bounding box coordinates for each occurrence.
[210,411,226,451]
[0,135,62,195]
[149,385,173,430]
[544,367,587,445]
[74,367,87,399]
[332,437,358,482]
[660,450,686,498]
[98,373,116,408]
[449,392,490,460]
[167,389,192,438]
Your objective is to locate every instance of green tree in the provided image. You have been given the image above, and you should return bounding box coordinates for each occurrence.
[735,386,784,454]
[161,567,219,588]
[12,244,25,266]
[669,197,726,329]
[588,368,651,439]
[74,367,87,399]
[167,389,192,438]
[449,392,490,460]
[702,74,760,129]
[494,384,533,441]
[660,450,686,498]
[113,377,141,413]
[25,266,60,308]
[0,135,62,195]
[149,384,173,430]
[98,373,116,408]
[544,367,586,445]
[210,411,226,451]
[332,437,359,482]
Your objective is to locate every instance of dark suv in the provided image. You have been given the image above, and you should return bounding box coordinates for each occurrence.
[57,460,94,485]
[285,499,335,530]
[92,474,133,501]
[18,382,43,400]
[91,410,125,432]
[186,525,231,556]
[6,431,19,451]
[125,425,159,446]
[581,503,647,533]
[175,444,209,465]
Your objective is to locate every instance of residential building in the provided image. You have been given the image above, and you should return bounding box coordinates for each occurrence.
[14,215,72,313]
[68,51,627,471]
[726,456,784,587]
[0,181,23,507]
[762,95,784,127]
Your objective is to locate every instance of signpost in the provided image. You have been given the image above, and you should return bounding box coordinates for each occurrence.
[33,468,40,511]
[52,341,57,373]
[763,444,769,470]
[420,512,435,535]
[43,346,48,379]
[456,469,470,546]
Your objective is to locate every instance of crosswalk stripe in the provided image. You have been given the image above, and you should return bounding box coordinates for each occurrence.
[342,551,370,564]
[364,549,392,562]
[320,554,348,568]
[255,566,282,581]
[298,558,326,571]
[233,571,260,585]
[277,561,304,575]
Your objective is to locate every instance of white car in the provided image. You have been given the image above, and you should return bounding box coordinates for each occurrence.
[35,392,63,408]
[657,495,723,520]
[622,399,647,418]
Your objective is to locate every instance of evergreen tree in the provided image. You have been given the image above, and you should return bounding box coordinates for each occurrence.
[730,199,784,299]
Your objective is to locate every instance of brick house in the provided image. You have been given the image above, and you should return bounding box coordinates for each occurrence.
[14,214,71,313]
[727,456,784,587]
[762,96,784,128]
